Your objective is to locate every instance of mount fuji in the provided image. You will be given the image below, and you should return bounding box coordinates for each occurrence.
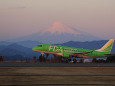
[10,22,100,44]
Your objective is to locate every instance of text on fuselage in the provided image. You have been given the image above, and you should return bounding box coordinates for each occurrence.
[49,46,62,52]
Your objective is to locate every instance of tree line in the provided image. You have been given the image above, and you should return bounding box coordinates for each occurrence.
[0,55,115,63]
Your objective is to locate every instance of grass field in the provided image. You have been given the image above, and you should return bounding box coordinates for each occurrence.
[0,67,115,86]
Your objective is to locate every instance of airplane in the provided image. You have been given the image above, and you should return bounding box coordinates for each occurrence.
[32,39,114,60]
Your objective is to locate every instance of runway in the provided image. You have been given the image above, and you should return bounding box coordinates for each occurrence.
[0,63,115,67]
[0,67,115,85]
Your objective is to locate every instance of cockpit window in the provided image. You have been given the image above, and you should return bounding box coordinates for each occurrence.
[38,45,42,47]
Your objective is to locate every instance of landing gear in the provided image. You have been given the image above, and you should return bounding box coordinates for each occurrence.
[79,58,84,63]
[67,56,77,63]
[61,58,71,63]
[39,53,50,62]
[45,53,49,61]
[41,53,44,57]
[39,53,45,62]
[73,57,77,63]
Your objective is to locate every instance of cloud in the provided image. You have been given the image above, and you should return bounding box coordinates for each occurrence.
[11,6,26,9]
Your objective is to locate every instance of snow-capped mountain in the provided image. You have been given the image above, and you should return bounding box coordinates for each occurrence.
[9,22,100,44]
[40,22,79,35]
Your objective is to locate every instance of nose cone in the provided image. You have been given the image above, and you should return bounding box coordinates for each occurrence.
[32,47,38,51]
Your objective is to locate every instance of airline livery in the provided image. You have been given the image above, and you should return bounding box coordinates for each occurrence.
[32,39,114,58]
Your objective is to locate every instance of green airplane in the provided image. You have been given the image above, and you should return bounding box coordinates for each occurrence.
[32,39,114,58]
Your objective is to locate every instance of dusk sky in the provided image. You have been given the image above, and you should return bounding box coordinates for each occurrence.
[0,0,115,41]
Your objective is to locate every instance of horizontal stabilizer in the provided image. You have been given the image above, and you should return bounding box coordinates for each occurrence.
[104,53,115,56]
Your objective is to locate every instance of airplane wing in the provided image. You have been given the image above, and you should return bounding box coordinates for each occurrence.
[69,49,96,57]
[69,52,91,57]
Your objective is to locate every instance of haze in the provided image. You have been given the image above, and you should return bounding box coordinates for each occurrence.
[0,0,115,41]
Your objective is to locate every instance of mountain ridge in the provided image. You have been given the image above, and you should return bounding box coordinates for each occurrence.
[0,40,114,61]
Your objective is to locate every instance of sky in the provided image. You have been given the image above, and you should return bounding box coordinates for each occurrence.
[0,0,115,41]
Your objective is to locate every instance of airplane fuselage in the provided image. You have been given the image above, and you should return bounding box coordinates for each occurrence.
[32,44,107,58]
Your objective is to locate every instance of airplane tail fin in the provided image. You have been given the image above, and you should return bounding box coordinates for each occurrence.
[96,39,114,54]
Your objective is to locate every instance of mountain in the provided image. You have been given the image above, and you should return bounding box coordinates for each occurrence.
[41,22,79,35]
[0,43,39,61]
[0,41,12,46]
[0,40,41,48]
[16,40,41,48]
[9,22,100,44]
[0,40,114,61]
[0,45,7,52]
[1,47,25,56]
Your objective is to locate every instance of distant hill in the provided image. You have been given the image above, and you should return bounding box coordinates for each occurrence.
[0,45,7,52]
[16,40,41,48]
[0,40,41,48]
[0,41,12,46]
[0,43,39,61]
[0,40,41,61]
[0,40,114,61]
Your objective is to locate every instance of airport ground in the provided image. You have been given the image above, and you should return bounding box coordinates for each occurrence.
[0,63,115,67]
[0,66,115,86]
